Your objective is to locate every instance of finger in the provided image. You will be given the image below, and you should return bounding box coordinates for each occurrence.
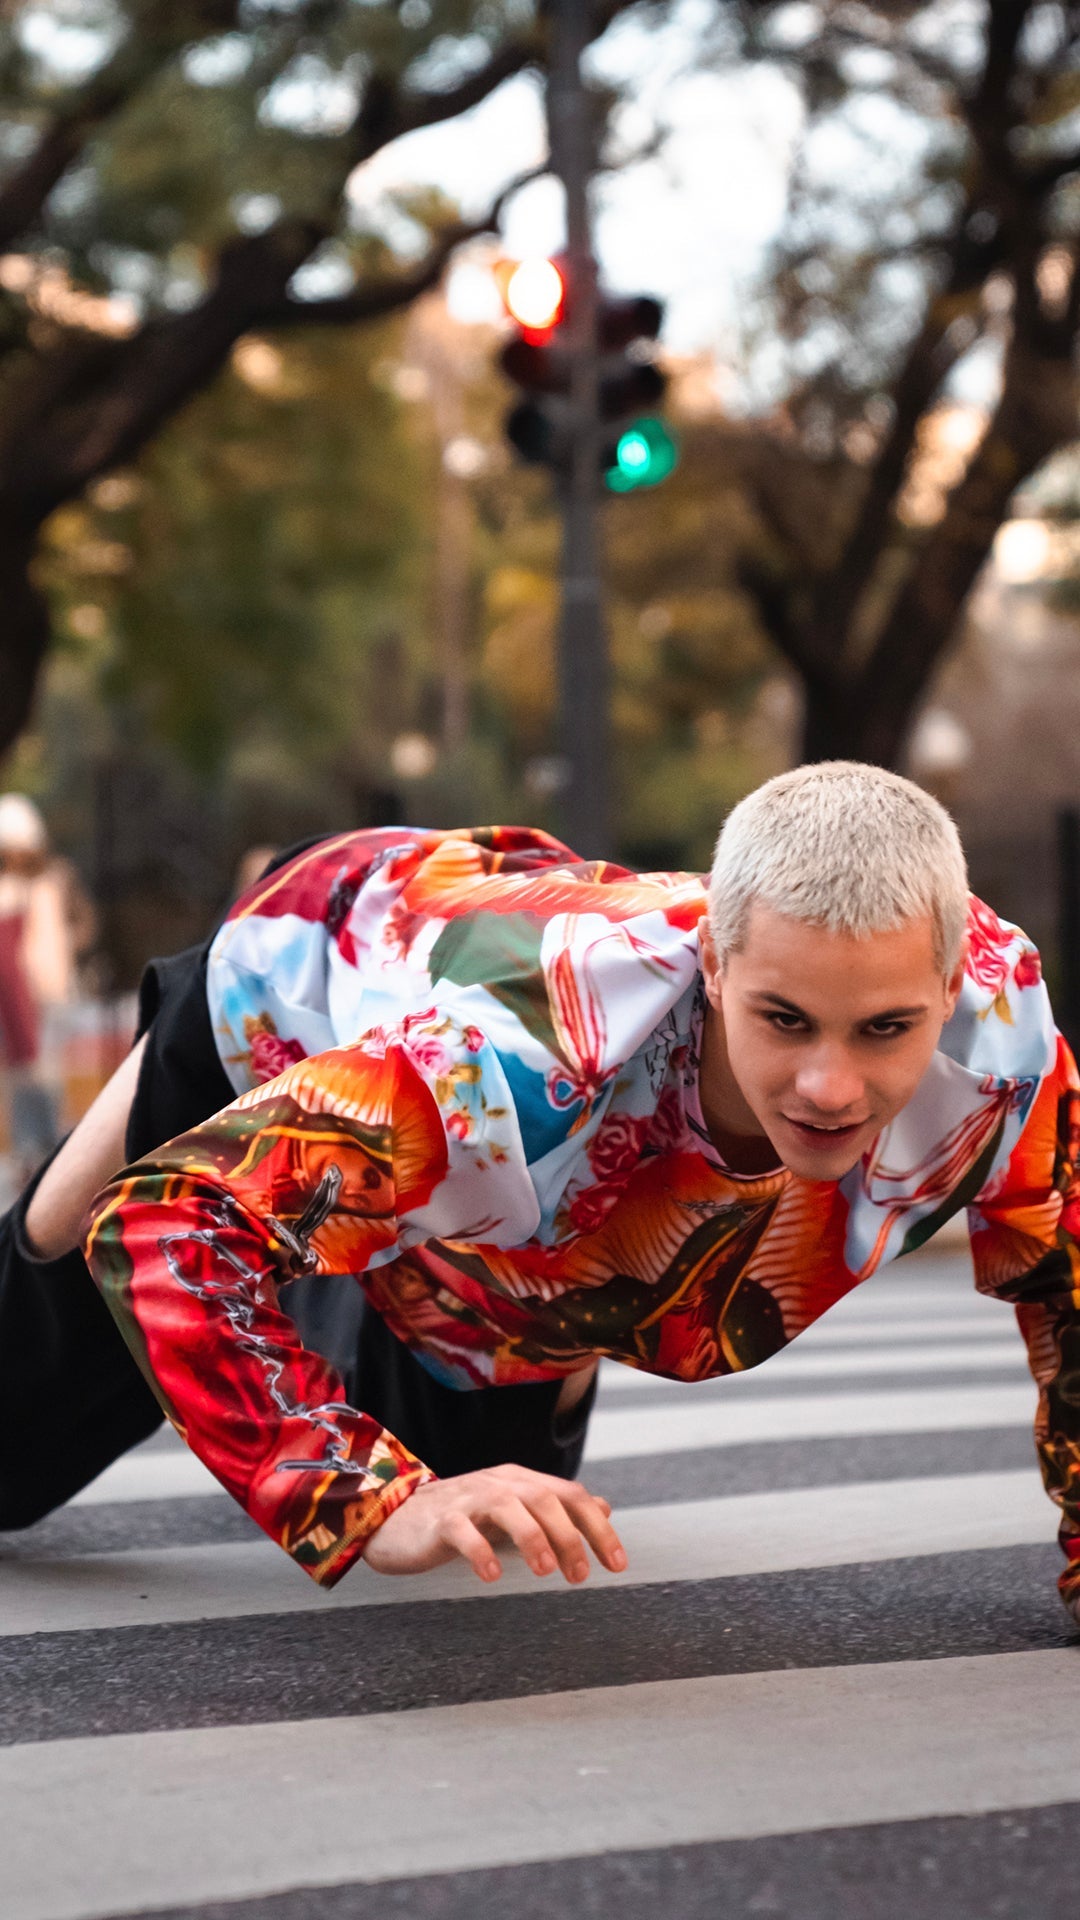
[520,1491,593,1583]
[478,1469,626,1574]
[486,1498,560,1579]
[557,1484,628,1573]
[440,1511,503,1584]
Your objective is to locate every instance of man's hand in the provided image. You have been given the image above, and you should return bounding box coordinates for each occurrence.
[361,1463,627,1585]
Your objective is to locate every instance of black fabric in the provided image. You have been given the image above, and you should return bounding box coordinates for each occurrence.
[0,840,596,1528]
[356,1311,595,1481]
[125,940,235,1162]
[0,1142,163,1528]
[0,927,233,1529]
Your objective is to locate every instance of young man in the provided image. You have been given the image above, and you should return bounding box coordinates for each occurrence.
[6,765,1079,1621]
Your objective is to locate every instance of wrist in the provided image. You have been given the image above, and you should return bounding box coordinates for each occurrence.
[359,1463,438,1561]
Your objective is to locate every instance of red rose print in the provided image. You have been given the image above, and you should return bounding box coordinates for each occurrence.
[967,898,1043,998]
[399,1008,453,1076]
[568,1184,619,1236]
[1014,947,1042,990]
[248,1029,306,1083]
[589,1109,650,1183]
[649,1085,687,1155]
[966,897,1014,996]
[406,1033,453,1075]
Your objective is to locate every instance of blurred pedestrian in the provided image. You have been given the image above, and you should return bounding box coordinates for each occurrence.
[0,794,95,1178]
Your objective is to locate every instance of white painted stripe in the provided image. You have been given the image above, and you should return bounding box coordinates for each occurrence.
[0,1471,1052,1638]
[785,1314,1018,1346]
[815,1296,989,1325]
[4,1650,1076,1920]
[822,1301,992,1326]
[67,1380,1039,1505]
[830,1283,979,1310]
[596,1339,1027,1394]
[69,1448,221,1505]
[583,1381,1037,1460]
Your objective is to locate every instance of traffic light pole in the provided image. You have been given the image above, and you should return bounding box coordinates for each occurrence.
[546,0,611,858]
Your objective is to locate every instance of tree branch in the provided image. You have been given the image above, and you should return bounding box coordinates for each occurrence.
[344,0,642,165]
[1018,145,1080,197]
[4,219,323,511]
[0,0,245,250]
[254,165,546,329]
[806,226,1001,658]
[5,151,550,508]
[849,323,1080,765]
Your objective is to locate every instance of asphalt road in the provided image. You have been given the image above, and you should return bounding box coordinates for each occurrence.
[1,1242,1077,1920]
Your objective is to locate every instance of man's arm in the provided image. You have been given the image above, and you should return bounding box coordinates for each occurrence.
[968,1032,1080,1625]
[83,1020,624,1588]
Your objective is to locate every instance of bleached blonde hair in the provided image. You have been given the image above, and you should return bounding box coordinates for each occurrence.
[707,762,969,974]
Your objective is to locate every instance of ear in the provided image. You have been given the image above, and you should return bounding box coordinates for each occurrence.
[943,936,968,1020]
[698,914,724,1009]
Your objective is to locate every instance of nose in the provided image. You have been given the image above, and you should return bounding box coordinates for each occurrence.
[793,1047,865,1117]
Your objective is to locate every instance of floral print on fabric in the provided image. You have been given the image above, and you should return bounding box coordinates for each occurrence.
[84,827,1080,1611]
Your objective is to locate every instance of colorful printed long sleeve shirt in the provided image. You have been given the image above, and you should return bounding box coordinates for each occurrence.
[84,826,1080,1606]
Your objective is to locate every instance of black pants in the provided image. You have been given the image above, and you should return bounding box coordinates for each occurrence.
[0,919,594,1530]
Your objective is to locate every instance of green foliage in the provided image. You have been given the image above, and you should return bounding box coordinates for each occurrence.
[35,314,439,800]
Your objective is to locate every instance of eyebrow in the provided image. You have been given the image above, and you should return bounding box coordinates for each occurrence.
[751,992,931,1021]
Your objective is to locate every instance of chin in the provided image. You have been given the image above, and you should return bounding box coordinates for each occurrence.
[775,1135,869,1183]
[786,1152,863,1183]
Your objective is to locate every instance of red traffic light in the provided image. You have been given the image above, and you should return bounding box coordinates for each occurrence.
[495,256,566,339]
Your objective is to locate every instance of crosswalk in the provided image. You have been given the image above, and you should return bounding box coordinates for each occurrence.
[1,1242,1076,1920]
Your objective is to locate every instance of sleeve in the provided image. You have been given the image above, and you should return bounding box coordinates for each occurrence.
[83,1014,541,1587]
[967,1030,1080,1624]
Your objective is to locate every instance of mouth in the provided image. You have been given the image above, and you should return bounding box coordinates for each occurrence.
[781,1116,867,1151]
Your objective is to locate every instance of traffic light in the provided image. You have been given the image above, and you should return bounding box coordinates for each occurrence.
[495,260,678,489]
[606,416,680,493]
[498,256,566,338]
[493,255,569,468]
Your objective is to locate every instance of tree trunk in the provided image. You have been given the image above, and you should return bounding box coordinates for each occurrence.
[795,336,1079,772]
[798,673,918,766]
[0,522,51,757]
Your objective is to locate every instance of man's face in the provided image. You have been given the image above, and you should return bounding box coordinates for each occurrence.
[699,901,965,1182]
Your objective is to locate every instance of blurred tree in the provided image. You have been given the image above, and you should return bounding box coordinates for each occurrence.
[0,0,648,756]
[723,0,1080,765]
[34,315,434,774]
[8,309,447,979]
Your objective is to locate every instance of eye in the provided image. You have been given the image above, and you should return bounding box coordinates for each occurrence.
[765,1010,807,1033]
[865,1020,913,1039]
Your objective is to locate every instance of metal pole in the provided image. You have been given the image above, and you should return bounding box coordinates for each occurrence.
[1057,806,1080,1055]
[547,0,610,858]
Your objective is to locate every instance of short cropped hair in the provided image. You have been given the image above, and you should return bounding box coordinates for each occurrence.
[707,762,969,975]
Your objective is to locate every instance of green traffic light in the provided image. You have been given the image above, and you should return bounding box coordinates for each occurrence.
[606,416,679,492]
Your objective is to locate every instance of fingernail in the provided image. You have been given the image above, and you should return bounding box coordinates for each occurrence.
[537,1552,555,1574]
[610,1548,627,1570]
